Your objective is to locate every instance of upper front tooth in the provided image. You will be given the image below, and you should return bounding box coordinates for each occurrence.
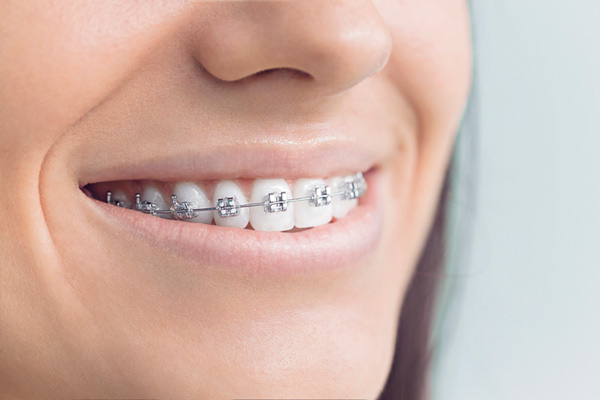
[213,180,249,229]
[249,179,294,232]
[293,178,332,228]
[141,185,171,219]
[172,182,213,224]
[327,175,358,219]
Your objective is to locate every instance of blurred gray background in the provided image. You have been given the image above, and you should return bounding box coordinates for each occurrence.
[433,1,600,399]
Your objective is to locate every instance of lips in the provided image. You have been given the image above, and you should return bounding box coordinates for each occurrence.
[69,117,389,276]
[84,166,382,276]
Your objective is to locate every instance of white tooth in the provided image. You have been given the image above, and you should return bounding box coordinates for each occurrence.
[141,185,171,219]
[212,180,249,229]
[249,179,294,232]
[111,189,133,209]
[293,178,332,228]
[327,175,358,219]
[172,182,213,224]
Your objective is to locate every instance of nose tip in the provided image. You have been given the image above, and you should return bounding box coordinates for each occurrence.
[298,9,393,94]
[193,0,392,96]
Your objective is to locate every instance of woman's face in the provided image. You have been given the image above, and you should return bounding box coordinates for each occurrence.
[0,1,471,398]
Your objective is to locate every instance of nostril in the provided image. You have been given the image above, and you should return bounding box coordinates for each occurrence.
[202,64,314,85]
[255,68,311,78]
[244,67,313,83]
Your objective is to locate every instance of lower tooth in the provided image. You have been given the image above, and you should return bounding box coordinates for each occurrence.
[293,178,332,228]
[212,181,249,229]
[172,182,213,224]
[249,179,295,232]
[327,176,358,219]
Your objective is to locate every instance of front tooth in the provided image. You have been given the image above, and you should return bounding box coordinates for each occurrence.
[172,182,213,224]
[110,189,133,209]
[293,178,332,228]
[141,185,171,219]
[212,180,249,229]
[327,175,358,219]
[249,179,294,232]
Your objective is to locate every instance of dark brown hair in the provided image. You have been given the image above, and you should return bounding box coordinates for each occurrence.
[378,75,478,399]
[378,165,452,400]
[378,5,477,396]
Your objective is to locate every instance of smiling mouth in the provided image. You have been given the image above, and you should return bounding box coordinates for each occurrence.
[72,132,388,275]
[79,165,382,275]
[84,172,367,232]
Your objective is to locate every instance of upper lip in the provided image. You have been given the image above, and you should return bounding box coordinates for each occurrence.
[75,126,391,186]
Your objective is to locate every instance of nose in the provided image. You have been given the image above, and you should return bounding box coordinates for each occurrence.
[191,0,392,96]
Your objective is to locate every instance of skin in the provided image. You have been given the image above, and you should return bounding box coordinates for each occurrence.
[0,1,471,399]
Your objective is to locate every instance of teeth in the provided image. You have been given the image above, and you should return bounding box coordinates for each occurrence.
[101,171,366,231]
[212,180,249,229]
[141,185,171,219]
[293,178,332,228]
[327,175,358,219]
[249,179,294,232]
[109,189,133,209]
[172,182,213,224]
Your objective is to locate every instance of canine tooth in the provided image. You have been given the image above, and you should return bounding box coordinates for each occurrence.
[213,181,249,229]
[172,182,212,224]
[110,189,133,209]
[293,178,332,228]
[249,179,294,232]
[141,185,171,219]
[327,176,358,218]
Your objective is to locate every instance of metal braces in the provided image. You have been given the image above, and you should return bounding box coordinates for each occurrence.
[107,173,367,220]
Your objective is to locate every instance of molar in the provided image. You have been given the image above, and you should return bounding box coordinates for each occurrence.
[109,189,133,209]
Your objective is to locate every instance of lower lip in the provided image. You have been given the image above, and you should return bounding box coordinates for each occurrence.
[93,170,383,276]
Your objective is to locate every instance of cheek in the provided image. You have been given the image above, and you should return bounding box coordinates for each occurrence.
[371,0,472,297]
[379,0,472,134]
[0,1,183,151]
